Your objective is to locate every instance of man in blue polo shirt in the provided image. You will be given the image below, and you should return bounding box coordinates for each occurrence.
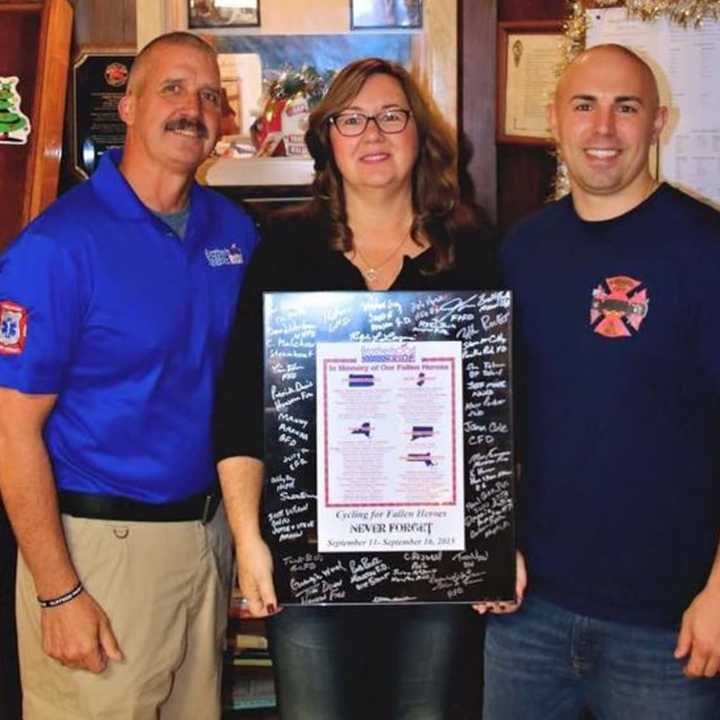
[0,32,258,719]
[483,44,720,719]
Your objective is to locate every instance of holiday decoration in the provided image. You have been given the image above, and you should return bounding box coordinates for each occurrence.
[560,2,588,71]
[251,65,334,157]
[281,94,311,156]
[560,0,720,87]
[625,0,720,26]
[0,76,31,145]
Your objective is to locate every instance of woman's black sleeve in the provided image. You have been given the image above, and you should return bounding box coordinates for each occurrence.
[213,235,278,462]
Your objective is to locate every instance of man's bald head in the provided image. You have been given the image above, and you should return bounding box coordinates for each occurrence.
[556,44,661,110]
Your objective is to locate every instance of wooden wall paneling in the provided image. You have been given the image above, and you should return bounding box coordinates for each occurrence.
[73,0,136,47]
[499,0,567,21]
[0,4,43,250]
[497,143,557,230]
[495,0,567,231]
[460,0,498,224]
[23,0,74,222]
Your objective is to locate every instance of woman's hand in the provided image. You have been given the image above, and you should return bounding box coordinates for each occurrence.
[217,456,280,618]
[236,533,280,618]
[472,551,527,615]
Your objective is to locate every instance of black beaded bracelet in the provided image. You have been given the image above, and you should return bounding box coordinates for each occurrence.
[37,582,84,609]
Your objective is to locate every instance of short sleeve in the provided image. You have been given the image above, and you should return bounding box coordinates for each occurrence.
[0,231,88,393]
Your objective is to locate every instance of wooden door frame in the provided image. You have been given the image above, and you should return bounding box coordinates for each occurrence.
[460,0,497,223]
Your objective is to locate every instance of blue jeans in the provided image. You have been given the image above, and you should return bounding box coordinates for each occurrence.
[484,595,720,720]
[268,604,475,720]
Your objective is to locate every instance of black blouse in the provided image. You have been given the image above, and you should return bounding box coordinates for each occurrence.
[213,214,500,461]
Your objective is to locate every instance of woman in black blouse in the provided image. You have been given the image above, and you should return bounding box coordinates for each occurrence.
[215,58,499,720]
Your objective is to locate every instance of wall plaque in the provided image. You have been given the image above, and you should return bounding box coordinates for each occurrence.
[72,47,135,179]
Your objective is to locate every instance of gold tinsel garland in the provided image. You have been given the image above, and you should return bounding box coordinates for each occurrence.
[552,0,720,198]
[624,0,720,25]
[560,1,588,70]
[562,0,720,60]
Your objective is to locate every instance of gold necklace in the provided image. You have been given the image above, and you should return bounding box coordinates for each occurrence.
[353,235,408,285]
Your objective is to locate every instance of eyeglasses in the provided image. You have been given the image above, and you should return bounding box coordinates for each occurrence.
[329,109,412,137]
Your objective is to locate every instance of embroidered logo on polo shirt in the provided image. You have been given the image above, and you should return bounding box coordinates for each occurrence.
[205,243,245,267]
[0,300,28,355]
[590,276,649,338]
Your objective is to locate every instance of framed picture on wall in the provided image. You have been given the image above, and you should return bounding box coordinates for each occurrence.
[350,0,423,30]
[497,20,563,145]
[188,0,260,29]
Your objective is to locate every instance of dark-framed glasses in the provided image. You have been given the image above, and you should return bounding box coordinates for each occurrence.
[330,109,412,136]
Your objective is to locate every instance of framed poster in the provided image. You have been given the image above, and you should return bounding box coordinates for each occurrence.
[496,20,564,145]
[188,0,260,28]
[71,47,135,179]
[350,0,423,29]
[263,290,516,605]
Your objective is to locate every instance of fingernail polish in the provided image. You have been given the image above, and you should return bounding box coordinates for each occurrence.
[267,604,276,614]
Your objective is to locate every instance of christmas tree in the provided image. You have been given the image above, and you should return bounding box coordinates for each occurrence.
[0,77,30,143]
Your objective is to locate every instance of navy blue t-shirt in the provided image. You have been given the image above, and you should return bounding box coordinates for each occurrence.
[502,183,720,627]
[0,150,259,503]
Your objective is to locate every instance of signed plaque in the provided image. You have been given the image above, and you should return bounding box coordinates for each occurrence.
[72,48,135,179]
[263,290,516,605]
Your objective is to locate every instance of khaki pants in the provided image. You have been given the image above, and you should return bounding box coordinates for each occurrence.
[16,506,233,720]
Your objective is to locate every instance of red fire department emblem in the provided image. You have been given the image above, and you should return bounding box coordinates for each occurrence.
[590,276,649,338]
[104,62,129,88]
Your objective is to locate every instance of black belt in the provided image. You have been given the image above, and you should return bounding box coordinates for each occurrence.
[57,486,221,524]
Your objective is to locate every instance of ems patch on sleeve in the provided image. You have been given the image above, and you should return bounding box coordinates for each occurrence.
[0,300,28,355]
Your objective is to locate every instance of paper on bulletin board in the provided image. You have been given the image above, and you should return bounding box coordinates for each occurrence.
[586,7,720,209]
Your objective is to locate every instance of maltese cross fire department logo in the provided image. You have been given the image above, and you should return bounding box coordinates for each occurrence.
[590,275,649,338]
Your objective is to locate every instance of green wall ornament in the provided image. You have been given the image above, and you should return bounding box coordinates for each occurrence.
[0,76,31,145]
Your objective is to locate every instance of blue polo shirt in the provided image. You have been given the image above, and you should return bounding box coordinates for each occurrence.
[0,149,258,502]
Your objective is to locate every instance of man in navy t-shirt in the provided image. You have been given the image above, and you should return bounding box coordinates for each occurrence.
[483,44,720,719]
[0,33,258,719]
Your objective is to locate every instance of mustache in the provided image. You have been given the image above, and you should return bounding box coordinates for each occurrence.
[164,116,209,138]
